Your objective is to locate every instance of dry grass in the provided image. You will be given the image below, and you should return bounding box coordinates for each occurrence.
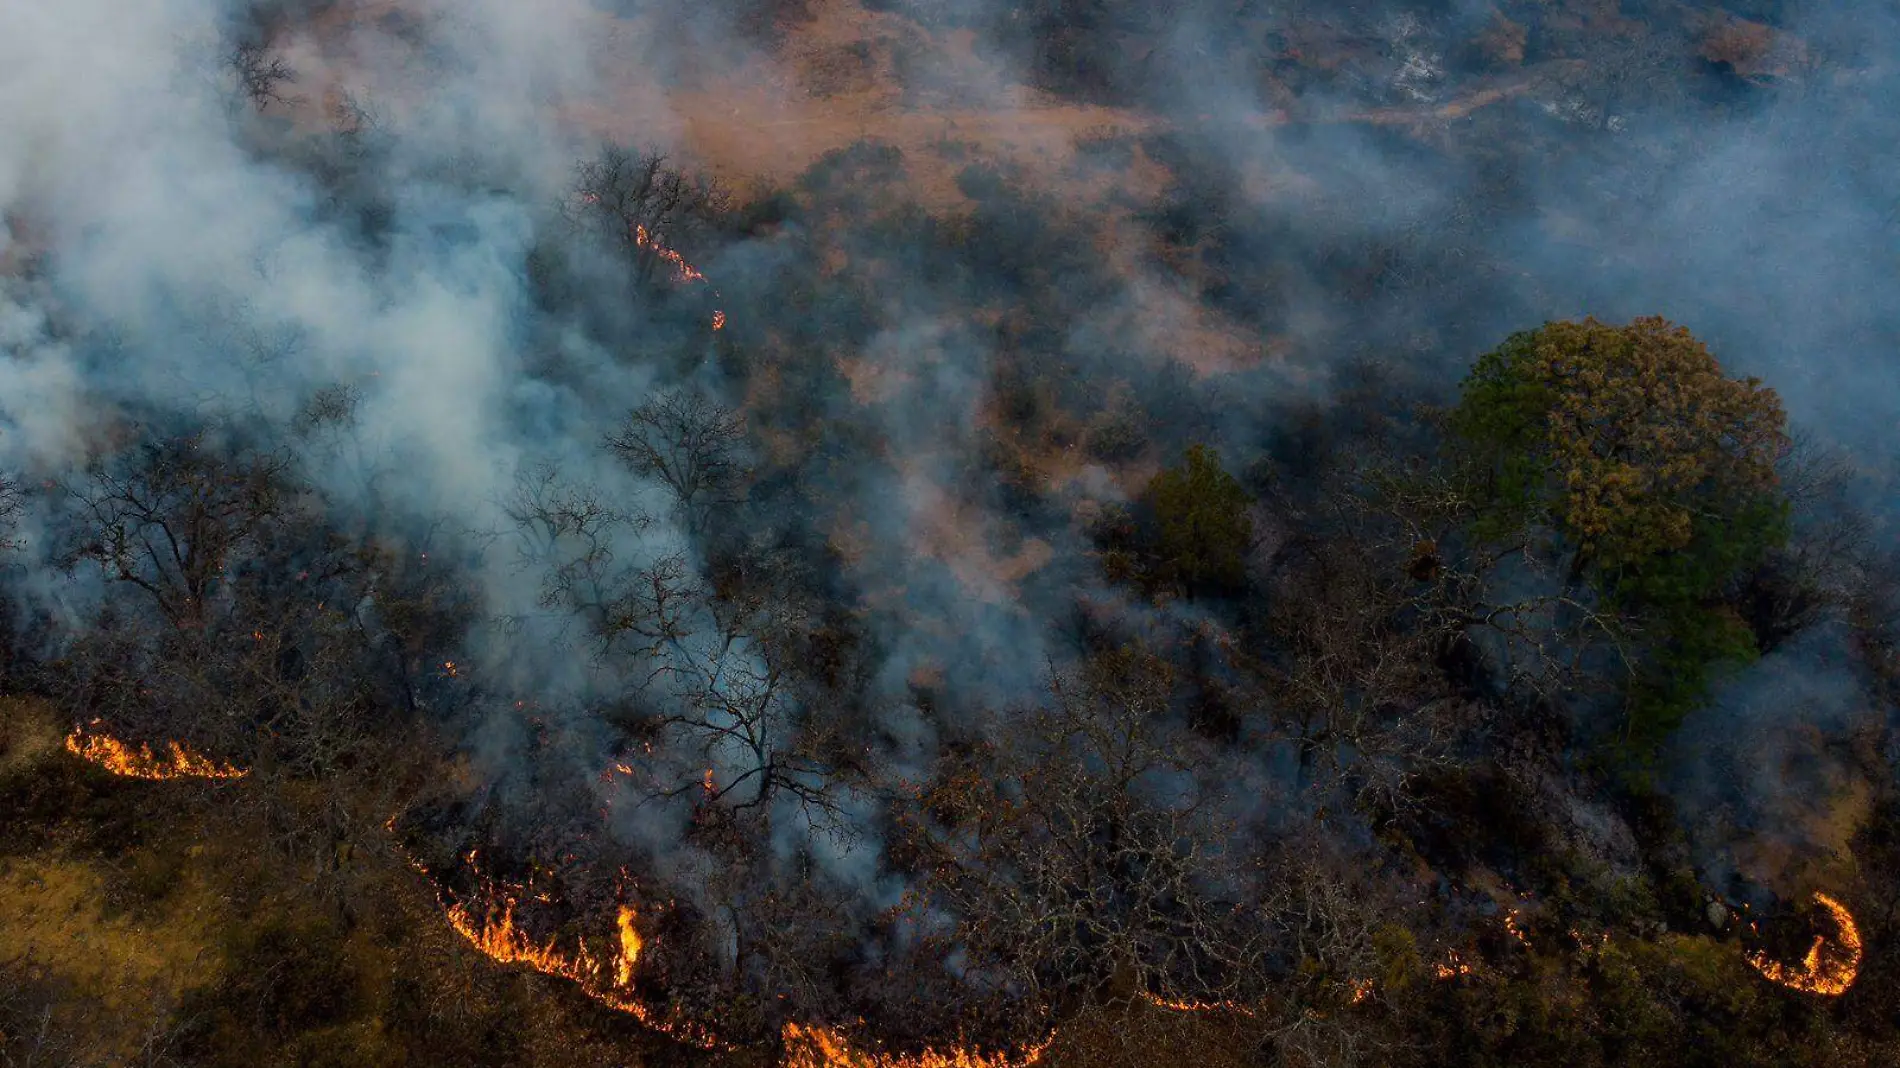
[0,699,229,1065]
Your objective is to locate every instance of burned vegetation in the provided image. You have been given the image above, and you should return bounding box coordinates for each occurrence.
[3,1,1900,1067]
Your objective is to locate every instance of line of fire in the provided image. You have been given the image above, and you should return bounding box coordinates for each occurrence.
[63,718,1870,1064]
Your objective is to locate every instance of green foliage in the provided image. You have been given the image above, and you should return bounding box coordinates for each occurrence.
[1452,317,1788,575]
[1371,922,1423,994]
[1450,318,1793,752]
[1146,444,1253,595]
[1449,328,1556,544]
[1622,605,1761,753]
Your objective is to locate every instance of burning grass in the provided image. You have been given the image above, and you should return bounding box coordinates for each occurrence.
[781,1020,1054,1068]
[1745,892,1863,997]
[403,847,724,1050]
[62,720,247,781]
[412,845,1064,1064]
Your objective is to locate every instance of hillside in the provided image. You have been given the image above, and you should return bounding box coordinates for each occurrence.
[2,0,1899,1065]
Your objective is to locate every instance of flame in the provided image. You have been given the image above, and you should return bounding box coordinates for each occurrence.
[635,225,708,284]
[577,199,723,330]
[780,1021,1052,1068]
[1504,908,1531,948]
[1433,950,1470,981]
[1348,978,1374,1005]
[63,721,247,780]
[613,905,642,988]
[1137,992,1254,1017]
[423,853,1057,1062]
[416,849,721,1049]
[76,741,1062,1062]
[632,224,725,331]
[1746,892,1862,996]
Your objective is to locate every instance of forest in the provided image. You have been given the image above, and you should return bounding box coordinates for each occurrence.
[1,0,1897,1066]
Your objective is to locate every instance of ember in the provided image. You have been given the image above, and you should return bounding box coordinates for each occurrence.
[63,720,248,780]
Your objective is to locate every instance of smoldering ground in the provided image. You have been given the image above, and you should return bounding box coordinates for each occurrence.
[2,0,1898,1048]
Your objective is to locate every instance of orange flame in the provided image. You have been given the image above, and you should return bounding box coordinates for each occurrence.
[1348,978,1374,1005]
[63,721,247,780]
[1504,908,1531,948]
[628,223,724,330]
[613,904,642,988]
[574,193,726,329]
[1137,991,1254,1017]
[634,225,708,285]
[423,854,1060,1062]
[1746,892,1862,996]
[417,849,721,1049]
[1433,950,1470,981]
[781,1021,1053,1068]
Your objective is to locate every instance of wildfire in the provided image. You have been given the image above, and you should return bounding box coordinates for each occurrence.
[613,904,642,987]
[1138,992,1254,1017]
[63,721,247,780]
[417,849,721,1049]
[633,224,726,331]
[1433,950,1471,981]
[1746,892,1863,996]
[635,225,707,284]
[780,1021,1053,1068]
[422,849,1063,1062]
[1503,908,1532,948]
[1348,978,1374,1005]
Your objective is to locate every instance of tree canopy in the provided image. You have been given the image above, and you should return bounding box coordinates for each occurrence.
[1449,316,1793,750]
[1147,443,1253,595]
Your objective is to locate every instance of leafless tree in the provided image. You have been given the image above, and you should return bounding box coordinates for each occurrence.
[499,463,839,823]
[604,389,748,536]
[562,144,729,290]
[1744,431,1872,646]
[1244,449,1619,820]
[1345,438,1635,697]
[61,431,292,633]
[902,647,1273,1021]
[500,462,651,656]
[228,41,296,112]
[49,427,464,924]
[0,473,22,553]
[605,547,840,821]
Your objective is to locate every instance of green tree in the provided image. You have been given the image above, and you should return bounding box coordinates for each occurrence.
[1449,317,1792,751]
[1147,444,1253,595]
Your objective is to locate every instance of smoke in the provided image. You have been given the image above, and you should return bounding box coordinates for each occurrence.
[1666,623,1884,898]
[5,0,1899,1039]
